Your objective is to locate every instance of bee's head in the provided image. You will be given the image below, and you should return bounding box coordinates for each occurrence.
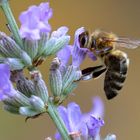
[79,31,89,48]
[90,30,114,55]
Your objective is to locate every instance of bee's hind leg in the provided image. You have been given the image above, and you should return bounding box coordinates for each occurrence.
[81,65,107,81]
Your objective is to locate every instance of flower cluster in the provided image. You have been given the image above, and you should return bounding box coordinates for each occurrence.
[55,97,105,140]
[0,1,116,140]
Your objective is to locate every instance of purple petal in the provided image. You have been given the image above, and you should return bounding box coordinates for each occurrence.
[87,116,104,138]
[0,64,10,78]
[39,3,53,20]
[51,26,69,38]
[57,106,71,131]
[72,27,88,68]
[67,102,82,132]
[91,97,104,118]
[20,26,40,40]
[87,51,97,61]
[0,64,16,101]
[19,6,39,28]
[83,97,104,121]
[19,2,52,40]
[55,132,61,140]
[78,122,88,139]
[57,45,72,66]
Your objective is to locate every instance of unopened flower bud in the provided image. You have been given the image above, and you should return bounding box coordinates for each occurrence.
[49,58,62,97]
[23,39,38,60]
[19,106,39,117]
[105,134,116,140]
[0,32,23,58]
[31,71,48,103]
[20,51,32,66]
[4,58,24,70]
[43,36,70,57]
[29,95,46,112]
[61,66,78,96]
[16,73,35,97]
[4,105,19,114]
[38,33,49,55]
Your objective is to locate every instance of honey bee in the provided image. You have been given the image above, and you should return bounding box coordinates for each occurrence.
[79,29,139,99]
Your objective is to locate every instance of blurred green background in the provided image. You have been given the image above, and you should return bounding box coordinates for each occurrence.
[0,0,140,140]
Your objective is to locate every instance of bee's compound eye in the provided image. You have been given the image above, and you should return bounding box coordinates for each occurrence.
[91,39,96,49]
[79,31,89,48]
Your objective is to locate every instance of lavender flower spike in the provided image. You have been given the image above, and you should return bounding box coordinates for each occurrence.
[0,64,16,101]
[19,2,52,40]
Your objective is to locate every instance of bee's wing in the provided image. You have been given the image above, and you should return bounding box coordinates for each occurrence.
[114,37,140,49]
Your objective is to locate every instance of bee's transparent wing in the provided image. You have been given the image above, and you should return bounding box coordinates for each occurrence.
[114,37,140,49]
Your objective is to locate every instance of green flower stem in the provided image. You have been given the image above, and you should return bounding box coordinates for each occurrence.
[0,1,23,47]
[47,99,71,140]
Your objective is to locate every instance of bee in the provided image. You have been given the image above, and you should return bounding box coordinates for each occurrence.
[79,29,139,99]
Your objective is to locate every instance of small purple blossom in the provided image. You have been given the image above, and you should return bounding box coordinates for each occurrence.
[19,2,52,40]
[55,97,104,140]
[57,45,72,67]
[51,26,69,39]
[86,116,104,138]
[57,27,97,69]
[72,27,88,68]
[0,64,16,101]
[83,97,104,138]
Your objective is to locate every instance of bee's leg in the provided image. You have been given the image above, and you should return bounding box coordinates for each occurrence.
[81,65,106,80]
[25,113,43,122]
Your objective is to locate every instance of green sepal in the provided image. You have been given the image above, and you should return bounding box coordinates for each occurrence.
[16,77,35,97]
[4,105,19,114]
[20,51,32,66]
[14,91,30,106]
[19,106,40,117]
[4,58,25,70]
[43,36,70,57]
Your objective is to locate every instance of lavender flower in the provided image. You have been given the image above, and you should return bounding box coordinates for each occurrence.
[0,64,17,100]
[19,2,52,40]
[19,2,70,63]
[56,45,72,68]
[72,27,97,68]
[55,97,104,140]
[83,97,104,139]
[57,27,97,69]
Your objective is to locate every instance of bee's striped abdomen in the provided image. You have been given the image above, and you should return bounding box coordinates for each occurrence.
[104,50,129,99]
